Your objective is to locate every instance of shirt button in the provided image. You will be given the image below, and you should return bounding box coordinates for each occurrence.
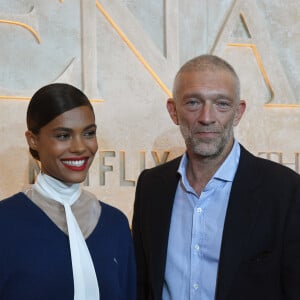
[193,283,199,290]
[196,207,202,213]
[194,244,200,251]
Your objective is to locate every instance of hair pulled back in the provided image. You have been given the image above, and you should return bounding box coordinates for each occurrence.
[27,83,94,160]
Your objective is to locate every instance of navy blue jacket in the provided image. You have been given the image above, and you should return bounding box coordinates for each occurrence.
[0,193,136,300]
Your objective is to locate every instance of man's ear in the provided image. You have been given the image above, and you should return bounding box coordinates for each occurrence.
[233,100,246,126]
[167,98,179,125]
[25,130,38,150]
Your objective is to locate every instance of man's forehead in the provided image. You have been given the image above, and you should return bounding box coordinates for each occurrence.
[175,69,235,86]
[173,69,237,100]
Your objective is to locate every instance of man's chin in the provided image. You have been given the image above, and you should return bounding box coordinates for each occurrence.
[192,148,217,157]
[191,142,221,158]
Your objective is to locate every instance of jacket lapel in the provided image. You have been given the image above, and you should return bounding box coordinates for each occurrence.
[149,157,181,298]
[215,146,263,300]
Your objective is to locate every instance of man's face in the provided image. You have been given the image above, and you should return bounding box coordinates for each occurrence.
[167,69,245,160]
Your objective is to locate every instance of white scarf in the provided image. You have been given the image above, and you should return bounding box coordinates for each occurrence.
[33,172,100,300]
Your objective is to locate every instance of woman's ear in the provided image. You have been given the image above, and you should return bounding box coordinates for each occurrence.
[25,130,38,150]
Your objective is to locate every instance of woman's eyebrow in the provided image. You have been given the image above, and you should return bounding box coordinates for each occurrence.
[52,124,97,132]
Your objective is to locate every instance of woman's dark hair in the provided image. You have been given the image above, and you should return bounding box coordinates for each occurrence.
[27,83,94,160]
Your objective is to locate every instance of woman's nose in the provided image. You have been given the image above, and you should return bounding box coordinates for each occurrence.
[70,136,86,153]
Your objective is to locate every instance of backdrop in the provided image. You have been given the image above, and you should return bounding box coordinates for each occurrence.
[1,0,300,222]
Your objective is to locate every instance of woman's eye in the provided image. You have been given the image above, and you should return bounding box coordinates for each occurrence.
[55,133,70,140]
[84,130,96,138]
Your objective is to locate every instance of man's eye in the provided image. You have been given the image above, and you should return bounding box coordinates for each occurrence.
[216,101,231,110]
[187,99,198,105]
[185,99,201,111]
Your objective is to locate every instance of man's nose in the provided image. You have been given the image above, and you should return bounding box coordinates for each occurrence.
[198,102,215,124]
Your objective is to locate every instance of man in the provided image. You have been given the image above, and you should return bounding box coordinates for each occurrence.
[132,54,300,300]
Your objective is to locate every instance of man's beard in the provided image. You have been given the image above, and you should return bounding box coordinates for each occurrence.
[180,124,233,159]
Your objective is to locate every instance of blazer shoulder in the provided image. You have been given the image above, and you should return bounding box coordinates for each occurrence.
[140,156,181,176]
[239,145,300,184]
[136,156,182,191]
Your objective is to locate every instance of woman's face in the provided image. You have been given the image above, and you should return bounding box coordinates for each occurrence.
[26,105,98,184]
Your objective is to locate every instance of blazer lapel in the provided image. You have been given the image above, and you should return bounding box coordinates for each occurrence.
[215,147,263,300]
[149,157,181,298]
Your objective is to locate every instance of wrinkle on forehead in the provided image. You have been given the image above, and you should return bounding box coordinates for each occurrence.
[173,69,239,104]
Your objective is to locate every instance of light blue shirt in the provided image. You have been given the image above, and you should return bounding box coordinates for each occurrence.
[162,140,240,300]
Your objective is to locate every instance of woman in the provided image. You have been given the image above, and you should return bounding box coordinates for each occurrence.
[0,83,136,299]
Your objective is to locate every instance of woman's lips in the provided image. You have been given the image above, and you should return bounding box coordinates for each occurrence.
[61,158,89,171]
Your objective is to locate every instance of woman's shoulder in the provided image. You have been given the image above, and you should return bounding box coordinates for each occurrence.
[100,201,127,219]
[0,193,33,233]
[0,192,28,209]
[99,201,131,230]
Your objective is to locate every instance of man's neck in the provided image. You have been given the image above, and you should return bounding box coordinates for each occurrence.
[186,143,234,195]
